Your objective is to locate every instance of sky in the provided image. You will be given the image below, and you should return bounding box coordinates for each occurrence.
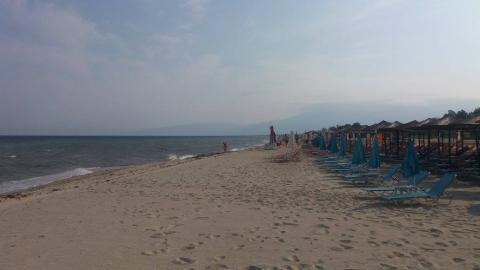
[1,0,480,135]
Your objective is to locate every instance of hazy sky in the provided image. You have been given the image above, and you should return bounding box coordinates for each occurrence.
[1,0,480,135]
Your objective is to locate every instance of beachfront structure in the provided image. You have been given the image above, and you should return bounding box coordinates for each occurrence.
[315,114,480,181]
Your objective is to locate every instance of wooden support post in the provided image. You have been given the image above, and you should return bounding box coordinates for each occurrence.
[441,132,444,154]
[448,129,452,165]
[396,130,400,157]
[461,130,464,150]
[383,132,387,155]
[437,130,441,155]
[455,130,459,155]
[427,130,431,160]
[389,132,392,156]
[476,130,480,169]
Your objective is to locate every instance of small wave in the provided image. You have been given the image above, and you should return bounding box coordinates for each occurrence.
[168,154,196,160]
[0,168,94,195]
[231,143,263,152]
[8,155,16,159]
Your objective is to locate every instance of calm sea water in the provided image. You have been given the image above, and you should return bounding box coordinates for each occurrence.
[0,136,267,193]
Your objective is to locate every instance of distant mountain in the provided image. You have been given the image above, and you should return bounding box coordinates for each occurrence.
[134,100,480,136]
[134,123,255,136]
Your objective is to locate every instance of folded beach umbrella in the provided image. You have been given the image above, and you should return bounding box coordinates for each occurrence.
[312,136,320,148]
[329,135,338,153]
[317,134,326,150]
[402,141,420,177]
[351,137,366,164]
[311,137,318,147]
[367,134,381,168]
[338,135,347,157]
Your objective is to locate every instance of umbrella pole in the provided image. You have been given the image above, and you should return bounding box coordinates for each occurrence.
[365,133,368,151]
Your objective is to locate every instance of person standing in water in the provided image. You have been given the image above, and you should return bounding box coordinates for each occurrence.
[223,142,228,153]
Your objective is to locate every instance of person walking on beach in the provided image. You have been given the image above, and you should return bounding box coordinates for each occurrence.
[269,125,277,145]
[223,142,228,153]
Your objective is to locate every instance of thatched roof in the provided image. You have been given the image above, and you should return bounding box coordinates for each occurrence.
[368,120,392,130]
[398,120,420,129]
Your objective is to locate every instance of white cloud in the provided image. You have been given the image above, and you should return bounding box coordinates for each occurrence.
[0,0,103,77]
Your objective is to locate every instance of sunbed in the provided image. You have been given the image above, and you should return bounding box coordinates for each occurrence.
[345,164,401,185]
[382,173,455,203]
[363,170,429,194]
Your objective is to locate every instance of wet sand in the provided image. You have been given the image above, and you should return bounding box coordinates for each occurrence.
[1,149,479,270]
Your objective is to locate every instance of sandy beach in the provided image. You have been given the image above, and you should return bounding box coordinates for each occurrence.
[1,149,479,270]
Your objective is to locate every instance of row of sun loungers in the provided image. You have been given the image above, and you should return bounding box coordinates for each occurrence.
[315,155,455,205]
[381,143,479,182]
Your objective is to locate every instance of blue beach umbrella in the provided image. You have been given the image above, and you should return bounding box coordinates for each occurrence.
[338,135,347,157]
[312,134,326,150]
[312,136,320,147]
[318,134,326,150]
[351,137,366,164]
[329,135,338,153]
[367,134,381,168]
[402,141,419,177]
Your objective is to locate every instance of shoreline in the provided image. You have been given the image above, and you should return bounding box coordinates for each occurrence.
[1,148,479,269]
[0,147,262,199]
[0,143,263,197]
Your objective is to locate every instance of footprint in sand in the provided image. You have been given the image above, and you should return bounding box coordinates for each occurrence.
[141,250,157,256]
[234,244,245,250]
[330,247,343,252]
[173,257,195,265]
[429,228,443,237]
[275,237,286,243]
[448,240,458,246]
[392,251,407,258]
[207,264,229,269]
[434,241,449,247]
[282,255,300,262]
[339,244,353,250]
[417,258,434,268]
[380,263,398,270]
[182,243,196,250]
[213,255,226,262]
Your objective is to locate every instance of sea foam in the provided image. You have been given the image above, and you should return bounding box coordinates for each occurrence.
[0,168,94,195]
[168,154,196,160]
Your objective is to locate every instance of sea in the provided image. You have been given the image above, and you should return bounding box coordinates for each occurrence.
[0,136,268,194]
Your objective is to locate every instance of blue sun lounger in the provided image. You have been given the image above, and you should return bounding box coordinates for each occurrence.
[363,170,429,194]
[345,164,401,185]
[382,173,455,202]
[327,164,368,174]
